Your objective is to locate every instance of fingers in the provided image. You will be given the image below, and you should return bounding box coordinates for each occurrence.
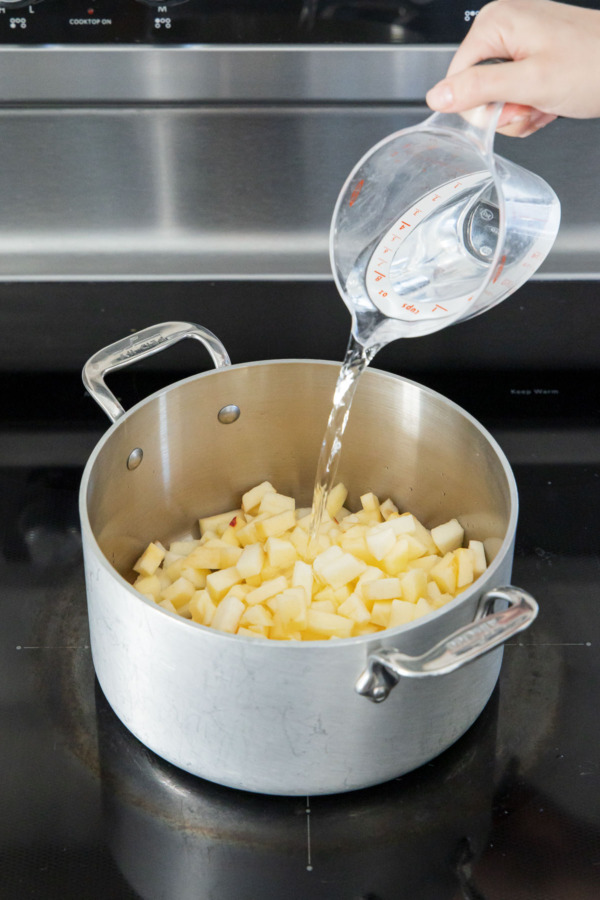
[426,59,544,116]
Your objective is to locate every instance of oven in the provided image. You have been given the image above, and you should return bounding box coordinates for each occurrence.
[1,2,600,897]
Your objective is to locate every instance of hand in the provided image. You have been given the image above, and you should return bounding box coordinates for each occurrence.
[426,0,600,137]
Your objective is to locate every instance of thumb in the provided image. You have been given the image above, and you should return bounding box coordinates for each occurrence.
[426,60,537,114]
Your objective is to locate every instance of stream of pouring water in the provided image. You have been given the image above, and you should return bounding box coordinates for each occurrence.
[309,325,381,543]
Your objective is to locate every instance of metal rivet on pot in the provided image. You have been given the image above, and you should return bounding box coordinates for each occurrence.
[127,448,144,470]
[218,405,241,424]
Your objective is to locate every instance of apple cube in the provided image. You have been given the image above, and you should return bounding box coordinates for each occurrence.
[306,608,353,639]
[242,481,276,514]
[189,590,217,625]
[429,555,457,595]
[235,543,265,579]
[133,574,162,600]
[161,576,196,610]
[370,601,393,627]
[318,552,367,589]
[337,593,371,624]
[292,560,313,603]
[259,491,295,516]
[326,482,349,519]
[206,566,243,603]
[246,574,289,606]
[133,541,166,577]
[272,587,308,630]
[211,595,246,633]
[366,524,396,561]
[400,568,428,605]
[468,540,487,578]
[255,509,296,541]
[388,598,416,628]
[454,547,475,588]
[240,604,273,628]
[431,518,465,555]
[362,577,402,602]
[199,508,242,537]
[412,597,435,619]
[266,536,298,570]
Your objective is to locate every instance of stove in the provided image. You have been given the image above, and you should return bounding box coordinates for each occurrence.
[1,276,599,899]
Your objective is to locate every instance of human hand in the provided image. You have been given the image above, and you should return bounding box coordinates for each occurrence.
[426,0,600,137]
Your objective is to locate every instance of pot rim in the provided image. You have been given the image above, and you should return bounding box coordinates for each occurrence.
[79,358,519,649]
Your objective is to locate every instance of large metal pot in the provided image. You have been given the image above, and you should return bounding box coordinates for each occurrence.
[79,321,537,796]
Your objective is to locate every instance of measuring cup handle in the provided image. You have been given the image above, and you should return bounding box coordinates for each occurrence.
[82,321,231,423]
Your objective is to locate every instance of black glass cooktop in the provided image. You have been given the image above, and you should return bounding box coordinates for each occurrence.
[1,355,599,899]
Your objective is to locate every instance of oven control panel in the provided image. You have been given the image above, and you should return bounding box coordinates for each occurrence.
[0,1,505,44]
[0,0,598,44]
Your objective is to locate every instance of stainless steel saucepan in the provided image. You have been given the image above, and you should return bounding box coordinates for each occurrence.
[79,321,537,796]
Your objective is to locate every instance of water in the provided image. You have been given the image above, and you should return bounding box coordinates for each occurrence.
[308,322,381,543]
[309,179,499,540]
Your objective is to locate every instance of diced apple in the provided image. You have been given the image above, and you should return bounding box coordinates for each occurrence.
[431,518,465,554]
[235,543,265,579]
[292,560,313,603]
[241,481,276,514]
[185,544,222,570]
[265,536,298,570]
[237,626,267,638]
[180,566,209,589]
[454,547,475,588]
[362,577,402,602]
[380,498,399,520]
[240,604,273,628]
[370,601,393,627]
[306,608,353,639]
[255,509,296,541]
[326,482,348,519]
[318,552,367,589]
[400,568,428,605]
[246,574,289,606]
[313,545,344,579]
[388,598,416,628]
[381,535,427,576]
[133,541,166,576]
[159,598,178,614]
[259,492,295,516]
[272,588,308,630]
[189,590,217,625]
[161,576,196,610]
[211,595,246,633]
[205,566,243,603]
[199,509,243,537]
[429,555,457,594]
[133,574,162,599]
[365,523,397,561]
[412,596,435,619]
[468,540,487,578]
[337,593,371,624]
[310,599,337,614]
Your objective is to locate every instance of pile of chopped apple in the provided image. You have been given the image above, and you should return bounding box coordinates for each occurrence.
[131,481,487,641]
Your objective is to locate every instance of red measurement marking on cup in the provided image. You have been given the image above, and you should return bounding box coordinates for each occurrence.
[348,179,364,207]
[373,270,386,281]
[432,304,448,312]
[492,255,507,284]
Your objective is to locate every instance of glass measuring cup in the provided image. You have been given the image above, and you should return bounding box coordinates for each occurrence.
[329,101,561,353]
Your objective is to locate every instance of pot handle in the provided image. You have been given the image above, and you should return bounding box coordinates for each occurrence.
[355,586,538,703]
[82,321,231,423]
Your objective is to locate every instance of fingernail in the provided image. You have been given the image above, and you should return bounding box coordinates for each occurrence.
[426,82,454,110]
